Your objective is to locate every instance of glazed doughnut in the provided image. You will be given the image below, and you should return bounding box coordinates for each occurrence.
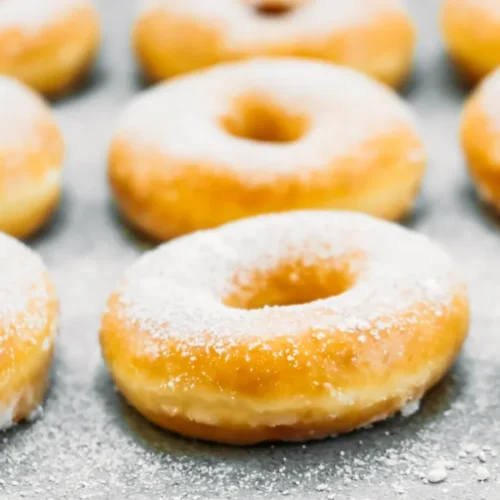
[134,0,416,88]
[0,233,58,429]
[100,211,469,445]
[109,58,426,240]
[0,76,64,239]
[0,0,100,96]
[461,69,500,209]
[441,0,500,83]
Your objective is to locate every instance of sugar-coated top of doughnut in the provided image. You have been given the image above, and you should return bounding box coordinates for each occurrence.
[138,0,408,45]
[0,76,52,150]
[0,232,52,344]
[449,0,500,17]
[0,0,89,31]
[477,69,500,131]
[114,211,465,358]
[117,58,421,173]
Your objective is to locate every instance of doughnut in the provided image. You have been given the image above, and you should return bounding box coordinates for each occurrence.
[109,58,426,241]
[441,0,500,83]
[0,0,100,96]
[134,0,416,88]
[0,233,58,430]
[100,211,469,445]
[0,76,64,239]
[461,69,500,209]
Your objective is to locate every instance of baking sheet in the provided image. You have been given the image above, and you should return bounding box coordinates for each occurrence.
[2,1,500,499]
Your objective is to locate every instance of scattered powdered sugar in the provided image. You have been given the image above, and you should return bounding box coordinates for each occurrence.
[26,406,43,423]
[1,375,498,498]
[476,465,490,481]
[0,400,17,430]
[138,0,408,47]
[400,399,421,418]
[0,232,51,345]
[0,235,53,432]
[0,1,496,498]
[0,0,89,32]
[116,58,420,174]
[475,68,500,138]
[113,211,464,356]
[426,465,448,483]
[464,442,479,454]
[0,76,52,150]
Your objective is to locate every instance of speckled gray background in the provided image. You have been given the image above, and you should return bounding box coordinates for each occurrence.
[1,1,500,499]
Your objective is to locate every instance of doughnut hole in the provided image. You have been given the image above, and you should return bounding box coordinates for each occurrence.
[249,0,305,16]
[255,3,293,16]
[220,93,309,144]
[223,254,360,309]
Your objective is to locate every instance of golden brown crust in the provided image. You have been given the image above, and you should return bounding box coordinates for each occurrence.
[441,0,500,83]
[102,294,468,444]
[133,5,415,88]
[461,84,500,209]
[0,4,100,97]
[0,117,64,239]
[109,127,425,241]
[0,275,58,428]
[100,212,469,444]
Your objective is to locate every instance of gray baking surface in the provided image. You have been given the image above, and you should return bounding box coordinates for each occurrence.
[1,1,499,499]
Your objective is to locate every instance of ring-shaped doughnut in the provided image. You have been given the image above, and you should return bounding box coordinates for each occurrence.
[441,0,500,83]
[0,76,64,238]
[461,69,500,210]
[109,58,426,240]
[0,0,100,96]
[100,211,469,445]
[0,233,58,429]
[134,0,415,88]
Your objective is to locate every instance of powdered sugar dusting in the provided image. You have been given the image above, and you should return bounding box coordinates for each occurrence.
[26,405,44,423]
[1,0,496,497]
[0,76,52,150]
[113,211,464,355]
[0,399,17,430]
[401,399,421,418]
[0,0,89,32]
[138,0,408,46]
[0,232,51,342]
[0,234,53,430]
[116,58,420,173]
[449,0,500,21]
[476,68,500,136]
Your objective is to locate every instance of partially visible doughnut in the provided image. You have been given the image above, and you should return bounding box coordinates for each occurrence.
[134,0,416,88]
[100,211,469,445]
[461,69,500,209]
[441,0,500,83]
[0,0,100,96]
[0,233,58,430]
[109,58,426,240]
[0,76,64,239]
